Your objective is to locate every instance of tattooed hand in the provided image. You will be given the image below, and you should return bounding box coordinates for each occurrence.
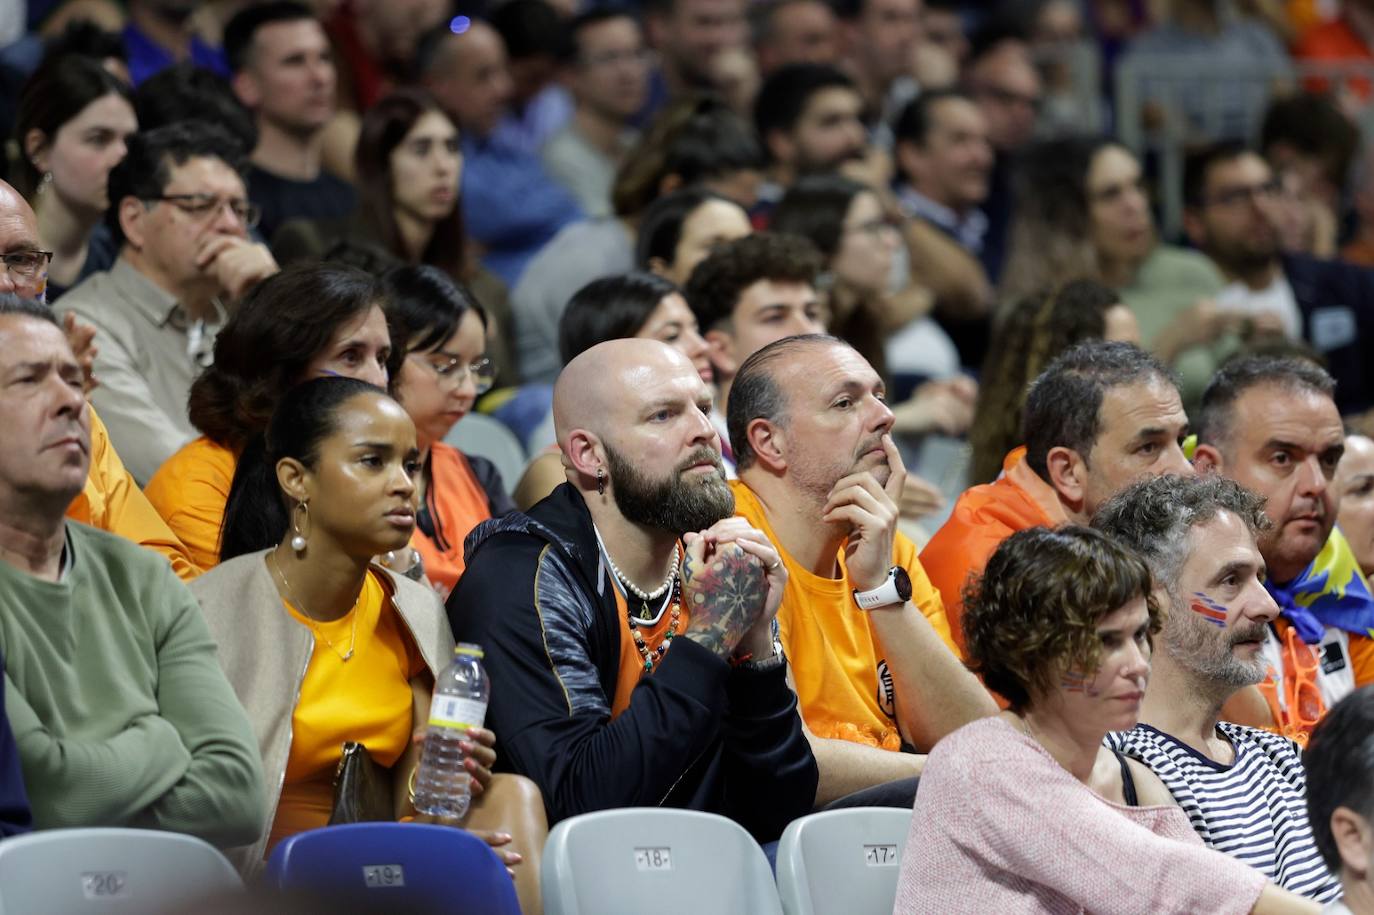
[680,523,772,660]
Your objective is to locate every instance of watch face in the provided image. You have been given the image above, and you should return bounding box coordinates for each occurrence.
[892,566,913,602]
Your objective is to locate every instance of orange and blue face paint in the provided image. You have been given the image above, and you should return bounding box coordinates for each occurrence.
[1190,592,1229,627]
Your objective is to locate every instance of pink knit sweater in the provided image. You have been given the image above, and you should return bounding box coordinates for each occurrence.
[893,717,1268,914]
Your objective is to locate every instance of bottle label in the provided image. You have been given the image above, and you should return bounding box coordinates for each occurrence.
[429,696,487,730]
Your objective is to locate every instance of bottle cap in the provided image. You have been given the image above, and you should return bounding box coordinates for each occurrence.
[455,643,485,658]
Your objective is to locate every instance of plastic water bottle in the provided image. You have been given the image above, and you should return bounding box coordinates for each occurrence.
[412,643,490,819]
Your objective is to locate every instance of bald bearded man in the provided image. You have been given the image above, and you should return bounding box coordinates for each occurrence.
[449,340,818,839]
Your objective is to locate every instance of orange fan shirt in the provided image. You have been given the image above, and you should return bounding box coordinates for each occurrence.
[145,436,238,571]
[730,480,957,750]
[267,570,427,853]
[920,447,1069,652]
[67,408,200,580]
[413,444,494,601]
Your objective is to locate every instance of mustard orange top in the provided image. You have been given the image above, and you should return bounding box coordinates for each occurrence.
[145,436,238,571]
[68,408,200,580]
[730,480,957,750]
[919,446,1069,652]
[608,549,689,719]
[413,443,493,601]
[266,570,426,852]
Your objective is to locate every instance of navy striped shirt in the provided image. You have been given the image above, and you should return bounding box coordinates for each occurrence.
[1108,722,1342,902]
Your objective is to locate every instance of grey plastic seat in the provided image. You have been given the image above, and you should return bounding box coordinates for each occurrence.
[0,827,243,915]
[541,808,783,915]
[775,807,913,915]
[443,412,528,494]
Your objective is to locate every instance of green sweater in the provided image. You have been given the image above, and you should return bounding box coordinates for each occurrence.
[0,522,265,847]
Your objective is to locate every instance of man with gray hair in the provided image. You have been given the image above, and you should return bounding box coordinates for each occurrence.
[1095,474,1343,901]
[921,339,1193,650]
[1194,356,1374,741]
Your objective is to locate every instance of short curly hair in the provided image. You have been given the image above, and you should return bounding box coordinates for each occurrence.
[683,232,823,332]
[963,525,1162,711]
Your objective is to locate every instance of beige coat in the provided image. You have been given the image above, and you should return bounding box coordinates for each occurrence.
[190,550,454,874]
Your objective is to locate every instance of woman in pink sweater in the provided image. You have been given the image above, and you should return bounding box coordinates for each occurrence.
[893,526,1319,915]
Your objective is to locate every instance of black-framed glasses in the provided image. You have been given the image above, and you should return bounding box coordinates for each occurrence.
[148,194,262,228]
[1,250,54,279]
[410,353,496,395]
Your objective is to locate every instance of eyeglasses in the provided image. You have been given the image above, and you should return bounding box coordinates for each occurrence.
[148,194,262,228]
[410,353,495,395]
[1202,179,1283,210]
[1,249,54,279]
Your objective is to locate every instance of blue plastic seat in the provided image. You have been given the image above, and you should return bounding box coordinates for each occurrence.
[264,822,520,915]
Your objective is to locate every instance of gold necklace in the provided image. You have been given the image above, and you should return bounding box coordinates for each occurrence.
[270,553,360,662]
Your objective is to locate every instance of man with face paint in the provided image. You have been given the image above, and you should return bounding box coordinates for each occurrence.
[1194,357,1374,738]
[1095,473,1344,902]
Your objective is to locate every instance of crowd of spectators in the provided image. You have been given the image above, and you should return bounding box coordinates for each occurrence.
[5,0,1374,912]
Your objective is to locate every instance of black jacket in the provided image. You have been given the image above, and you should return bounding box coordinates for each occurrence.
[448,483,818,842]
[1286,253,1374,414]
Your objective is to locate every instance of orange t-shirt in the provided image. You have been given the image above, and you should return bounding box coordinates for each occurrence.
[267,570,427,852]
[920,447,1068,652]
[413,443,493,601]
[608,550,690,719]
[67,408,199,580]
[730,480,957,750]
[145,436,238,571]
[1295,17,1374,98]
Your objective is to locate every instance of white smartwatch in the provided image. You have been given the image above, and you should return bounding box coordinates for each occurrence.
[852,566,913,610]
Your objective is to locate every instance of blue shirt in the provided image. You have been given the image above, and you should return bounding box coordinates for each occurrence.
[461,133,583,288]
[122,23,229,86]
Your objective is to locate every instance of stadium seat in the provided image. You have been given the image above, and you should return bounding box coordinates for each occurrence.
[444,412,529,495]
[0,827,241,915]
[774,807,913,915]
[264,822,520,915]
[541,807,783,915]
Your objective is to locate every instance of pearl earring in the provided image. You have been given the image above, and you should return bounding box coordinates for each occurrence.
[291,501,310,553]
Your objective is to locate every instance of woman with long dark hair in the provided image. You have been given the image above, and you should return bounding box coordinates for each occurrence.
[384,264,514,599]
[273,88,517,387]
[191,378,539,889]
[146,262,397,569]
[14,54,136,299]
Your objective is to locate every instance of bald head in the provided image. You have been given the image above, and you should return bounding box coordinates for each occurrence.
[555,338,702,443]
[0,180,46,301]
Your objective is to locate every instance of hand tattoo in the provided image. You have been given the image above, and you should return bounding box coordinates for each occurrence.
[681,543,768,660]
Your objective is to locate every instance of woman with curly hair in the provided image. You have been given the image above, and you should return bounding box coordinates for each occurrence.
[967,279,1139,485]
[893,525,1317,914]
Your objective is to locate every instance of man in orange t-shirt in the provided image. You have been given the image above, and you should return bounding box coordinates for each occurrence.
[728,334,997,806]
[921,341,1194,651]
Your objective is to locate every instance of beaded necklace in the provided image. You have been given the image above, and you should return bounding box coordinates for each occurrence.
[592,525,682,673]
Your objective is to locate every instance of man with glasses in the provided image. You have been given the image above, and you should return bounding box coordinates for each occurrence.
[541,10,651,218]
[61,122,279,484]
[1184,141,1374,417]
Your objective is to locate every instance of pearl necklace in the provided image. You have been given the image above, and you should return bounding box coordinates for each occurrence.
[270,553,360,662]
[592,525,679,620]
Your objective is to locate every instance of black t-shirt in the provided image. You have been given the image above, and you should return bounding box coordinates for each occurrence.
[247,165,356,244]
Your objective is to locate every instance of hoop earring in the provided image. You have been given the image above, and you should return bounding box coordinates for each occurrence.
[596,468,606,496]
[290,501,311,553]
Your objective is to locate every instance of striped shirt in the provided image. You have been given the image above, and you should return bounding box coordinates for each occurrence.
[1108,722,1342,902]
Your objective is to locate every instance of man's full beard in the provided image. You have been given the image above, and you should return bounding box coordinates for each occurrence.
[607,445,734,535]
